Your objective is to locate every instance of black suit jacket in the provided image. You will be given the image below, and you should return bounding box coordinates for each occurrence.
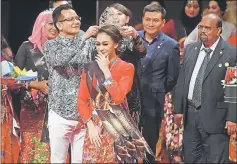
[137,32,180,117]
[174,37,237,133]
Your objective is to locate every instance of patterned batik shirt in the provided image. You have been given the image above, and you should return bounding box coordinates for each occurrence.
[44,31,96,120]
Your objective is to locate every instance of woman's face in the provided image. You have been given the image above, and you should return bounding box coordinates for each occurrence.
[208,1,222,17]
[110,7,129,26]
[44,21,58,40]
[96,32,118,57]
[185,1,200,18]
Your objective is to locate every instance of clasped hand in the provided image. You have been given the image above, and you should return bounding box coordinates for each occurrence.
[84,25,100,40]
[95,54,110,73]
[120,26,137,38]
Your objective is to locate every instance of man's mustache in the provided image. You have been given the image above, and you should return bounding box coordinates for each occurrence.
[200,33,207,37]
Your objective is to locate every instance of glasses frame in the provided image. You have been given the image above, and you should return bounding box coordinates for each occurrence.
[58,16,82,23]
[198,25,212,32]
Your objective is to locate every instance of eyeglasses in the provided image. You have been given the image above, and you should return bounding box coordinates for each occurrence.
[198,25,211,32]
[59,16,82,22]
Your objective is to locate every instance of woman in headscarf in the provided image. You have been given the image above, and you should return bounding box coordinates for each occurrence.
[178,0,202,37]
[184,0,236,47]
[14,10,58,163]
[1,35,20,163]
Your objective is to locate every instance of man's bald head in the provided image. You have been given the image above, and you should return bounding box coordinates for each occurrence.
[198,13,222,47]
[202,13,222,30]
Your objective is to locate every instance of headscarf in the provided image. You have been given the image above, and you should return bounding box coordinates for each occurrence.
[181,0,202,35]
[28,10,53,53]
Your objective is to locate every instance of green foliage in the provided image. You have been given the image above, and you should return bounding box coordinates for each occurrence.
[24,137,49,163]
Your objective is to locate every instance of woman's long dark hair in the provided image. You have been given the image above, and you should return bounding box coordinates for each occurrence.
[98,25,123,44]
[1,35,13,62]
[181,0,202,35]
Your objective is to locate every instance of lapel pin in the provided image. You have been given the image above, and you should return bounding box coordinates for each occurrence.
[218,63,222,67]
[225,62,229,67]
[220,51,223,54]
[157,46,160,49]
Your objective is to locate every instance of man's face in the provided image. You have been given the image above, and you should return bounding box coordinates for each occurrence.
[53,1,69,9]
[198,16,221,45]
[56,9,81,36]
[142,12,165,36]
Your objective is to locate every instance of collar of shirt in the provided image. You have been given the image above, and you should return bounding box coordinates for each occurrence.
[56,32,84,46]
[200,37,220,58]
[140,30,161,44]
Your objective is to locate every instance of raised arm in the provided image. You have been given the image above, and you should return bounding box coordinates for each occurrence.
[43,37,87,68]
[68,38,96,65]
[103,63,135,104]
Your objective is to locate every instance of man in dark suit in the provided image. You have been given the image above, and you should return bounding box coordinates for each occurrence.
[174,13,237,163]
[137,4,180,163]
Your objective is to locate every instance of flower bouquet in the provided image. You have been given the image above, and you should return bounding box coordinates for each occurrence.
[1,60,38,87]
[222,65,237,103]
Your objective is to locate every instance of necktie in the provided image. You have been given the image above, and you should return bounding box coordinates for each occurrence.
[192,48,212,108]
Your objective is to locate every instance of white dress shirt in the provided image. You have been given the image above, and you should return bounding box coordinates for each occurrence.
[188,37,220,100]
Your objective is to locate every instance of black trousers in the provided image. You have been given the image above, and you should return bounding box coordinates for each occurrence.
[183,105,229,163]
[142,114,161,163]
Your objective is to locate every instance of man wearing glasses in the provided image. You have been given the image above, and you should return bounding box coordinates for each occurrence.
[44,4,99,163]
[184,0,236,48]
[174,13,237,163]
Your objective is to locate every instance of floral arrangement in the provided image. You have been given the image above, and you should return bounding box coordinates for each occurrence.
[223,66,237,84]
[1,60,38,86]
[222,66,237,103]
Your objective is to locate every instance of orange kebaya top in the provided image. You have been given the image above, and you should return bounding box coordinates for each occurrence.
[77,58,134,122]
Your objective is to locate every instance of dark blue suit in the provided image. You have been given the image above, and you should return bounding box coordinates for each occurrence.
[137,31,180,162]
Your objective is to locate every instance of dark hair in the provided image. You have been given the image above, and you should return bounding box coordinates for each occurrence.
[97,25,122,44]
[143,4,166,19]
[1,35,9,50]
[181,0,202,35]
[217,18,222,28]
[52,4,74,32]
[147,0,166,9]
[49,0,72,9]
[109,3,132,18]
[213,0,227,13]
[1,35,13,61]
[216,15,222,34]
